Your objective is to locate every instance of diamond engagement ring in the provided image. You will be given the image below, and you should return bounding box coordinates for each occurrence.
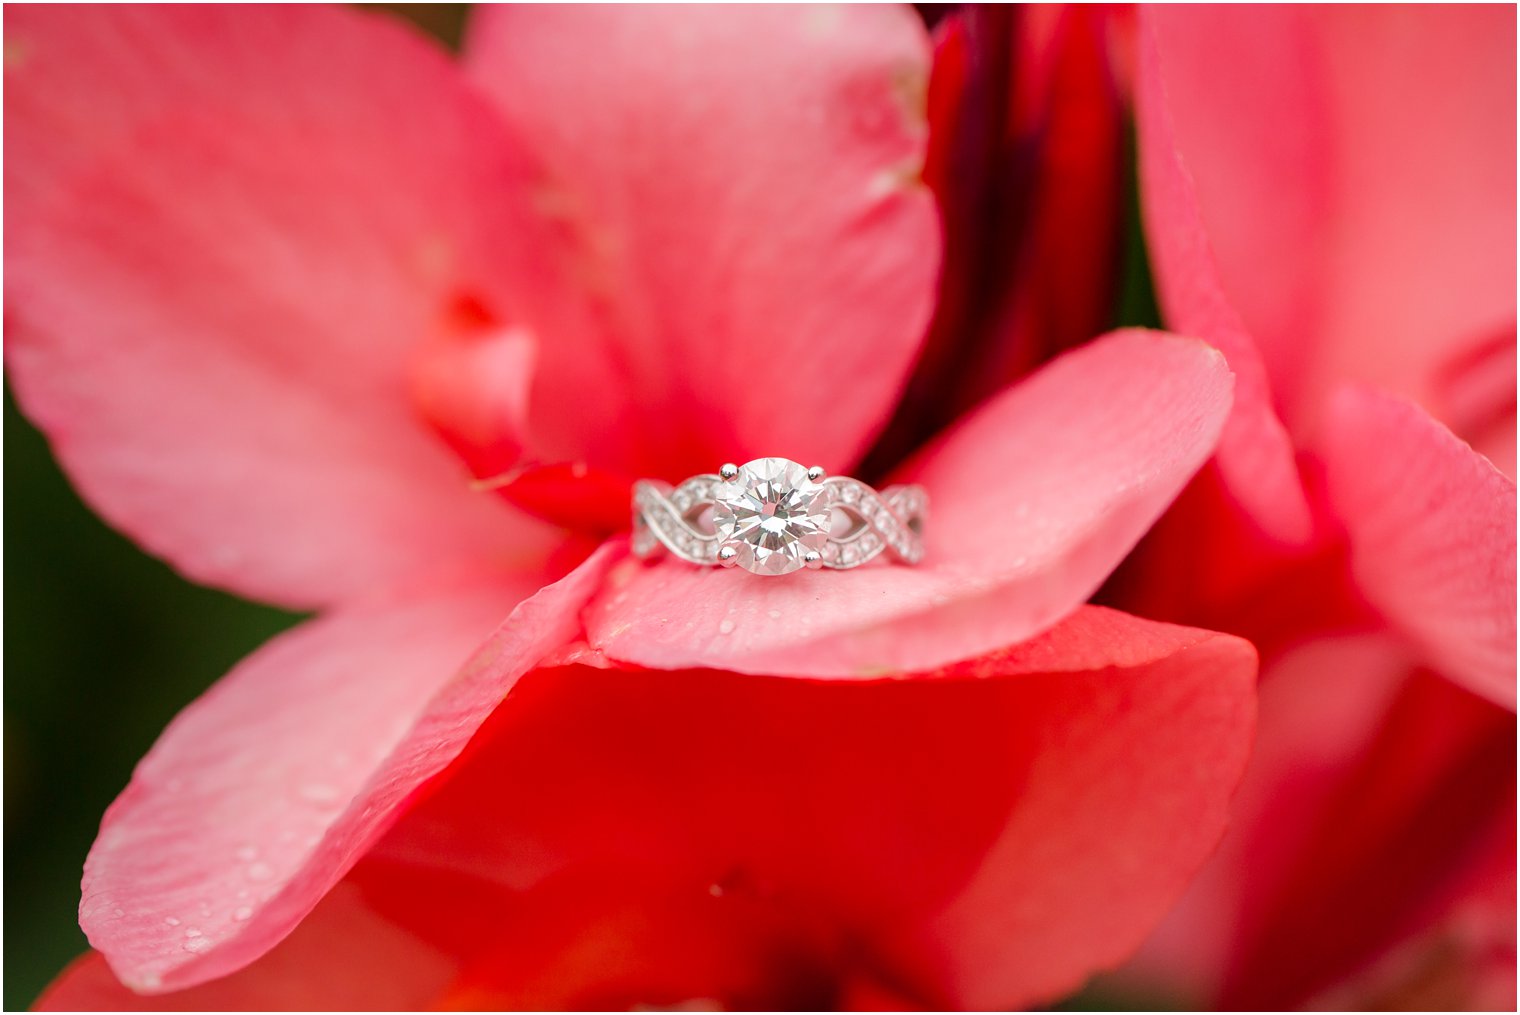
[632,457,927,576]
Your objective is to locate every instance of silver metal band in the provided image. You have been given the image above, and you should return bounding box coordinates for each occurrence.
[631,459,926,574]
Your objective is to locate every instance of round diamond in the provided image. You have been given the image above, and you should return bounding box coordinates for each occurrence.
[712,458,830,575]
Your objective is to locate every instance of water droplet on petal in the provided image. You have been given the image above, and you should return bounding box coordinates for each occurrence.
[235,845,258,862]
[164,917,181,927]
[232,906,253,922]
[717,619,736,635]
[183,937,211,954]
[246,861,274,882]
[183,928,201,938]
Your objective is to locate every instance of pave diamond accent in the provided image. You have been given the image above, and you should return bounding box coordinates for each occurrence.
[632,476,720,564]
[821,478,926,568]
[712,458,830,576]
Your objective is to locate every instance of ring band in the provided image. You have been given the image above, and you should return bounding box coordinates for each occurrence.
[632,457,926,575]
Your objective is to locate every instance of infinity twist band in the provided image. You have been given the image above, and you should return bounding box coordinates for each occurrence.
[632,457,926,576]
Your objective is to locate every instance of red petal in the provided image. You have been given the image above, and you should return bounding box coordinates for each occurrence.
[1320,387,1517,709]
[78,549,616,992]
[1309,800,1516,1010]
[4,5,558,609]
[354,606,1256,1009]
[584,329,1233,676]
[1223,659,1514,1007]
[1121,635,1515,1008]
[462,5,940,490]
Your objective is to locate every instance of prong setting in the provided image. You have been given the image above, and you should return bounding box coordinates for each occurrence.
[717,545,740,567]
[719,463,740,481]
[806,465,826,482]
[803,550,824,569]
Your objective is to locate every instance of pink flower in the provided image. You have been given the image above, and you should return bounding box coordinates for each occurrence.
[1101,6,1516,1008]
[9,6,1256,1009]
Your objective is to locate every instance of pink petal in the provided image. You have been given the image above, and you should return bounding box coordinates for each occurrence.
[1219,657,1514,1007]
[1319,386,1517,709]
[1134,11,1312,543]
[412,321,537,485]
[38,883,457,1011]
[1146,6,1517,443]
[4,5,554,609]
[1118,634,1417,1002]
[1434,325,1517,481]
[355,606,1256,1009]
[1121,634,1515,1008]
[462,5,941,488]
[584,329,1233,677]
[79,548,617,993]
